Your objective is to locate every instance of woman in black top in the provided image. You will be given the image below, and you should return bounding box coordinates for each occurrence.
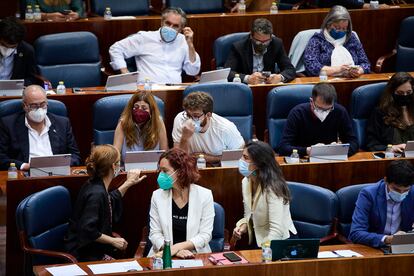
[65,144,146,261]
[366,72,414,153]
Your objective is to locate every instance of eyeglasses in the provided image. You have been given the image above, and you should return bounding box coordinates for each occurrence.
[183,111,205,121]
[24,101,48,111]
[312,101,334,112]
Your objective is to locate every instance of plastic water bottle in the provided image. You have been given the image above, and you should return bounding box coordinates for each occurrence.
[238,0,246,14]
[104,7,112,20]
[56,81,66,95]
[290,149,300,164]
[197,154,207,169]
[370,1,379,9]
[261,241,272,263]
[385,144,394,159]
[162,240,172,269]
[233,74,242,83]
[34,5,41,21]
[319,69,328,82]
[25,5,34,21]
[8,163,18,179]
[144,77,152,91]
[270,2,278,14]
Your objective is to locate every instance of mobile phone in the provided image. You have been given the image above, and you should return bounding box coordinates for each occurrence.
[61,10,71,15]
[223,252,242,262]
[72,87,82,93]
[261,71,271,78]
[373,152,385,159]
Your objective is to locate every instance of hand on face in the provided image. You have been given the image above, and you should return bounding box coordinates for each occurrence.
[183,27,194,43]
[182,119,195,139]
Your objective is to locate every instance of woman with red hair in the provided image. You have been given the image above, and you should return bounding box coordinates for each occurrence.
[148,148,214,258]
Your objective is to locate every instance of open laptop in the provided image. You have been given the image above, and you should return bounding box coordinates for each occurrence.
[390,232,414,254]
[105,71,138,91]
[29,154,71,177]
[309,143,350,163]
[124,150,165,171]
[271,239,320,261]
[0,79,24,96]
[221,149,243,167]
[404,141,414,158]
[199,68,230,84]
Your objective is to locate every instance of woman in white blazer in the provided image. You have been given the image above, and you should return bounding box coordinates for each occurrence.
[233,141,297,248]
[148,148,215,258]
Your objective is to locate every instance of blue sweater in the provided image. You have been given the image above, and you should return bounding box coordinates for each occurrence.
[276,103,359,157]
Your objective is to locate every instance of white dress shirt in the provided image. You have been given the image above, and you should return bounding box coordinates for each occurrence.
[0,49,16,80]
[109,30,201,84]
[25,116,53,160]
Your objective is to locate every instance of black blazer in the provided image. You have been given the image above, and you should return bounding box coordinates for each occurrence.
[224,35,296,82]
[11,41,40,86]
[365,107,395,151]
[0,112,81,170]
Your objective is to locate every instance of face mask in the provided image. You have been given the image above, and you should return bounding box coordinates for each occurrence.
[252,41,269,54]
[0,45,16,58]
[389,190,409,203]
[160,26,178,43]
[392,93,413,107]
[313,109,330,122]
[193,119,202,133]
[132,108,150,124]
[157,171,176,190]
[329,29,347,40]
[238,159,255,177]
[27,108,47,123]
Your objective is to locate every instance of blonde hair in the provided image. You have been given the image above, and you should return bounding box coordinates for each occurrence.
[86,144,119,179]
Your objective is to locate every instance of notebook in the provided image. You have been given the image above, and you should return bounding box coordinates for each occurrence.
[124,150,165,171]
[199,68,230,84]
[270,238,320,261]
[221,149,243,167]
[390,232,414,254]
[309,143,349,163]
[29,154,71,177]
[0,79,24,96]
[105,71,138,91]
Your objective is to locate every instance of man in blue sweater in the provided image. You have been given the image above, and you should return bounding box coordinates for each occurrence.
[276,82,358,157]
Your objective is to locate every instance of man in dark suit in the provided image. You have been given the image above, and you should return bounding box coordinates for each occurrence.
[0,17,39,86]
[0,85,81,170]
[224,17,296,84]
[349,160,414,248]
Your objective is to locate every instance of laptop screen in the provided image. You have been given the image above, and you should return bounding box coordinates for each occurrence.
[270,239,320,261]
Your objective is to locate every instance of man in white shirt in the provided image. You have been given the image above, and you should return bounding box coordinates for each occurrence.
[109,7,201,84]
[172,92,245,166]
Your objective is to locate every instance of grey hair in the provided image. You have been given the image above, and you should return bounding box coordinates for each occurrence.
[251,18,273,35]
[22,85,46,100]
[321,5,353,42]
[161,7,187,28]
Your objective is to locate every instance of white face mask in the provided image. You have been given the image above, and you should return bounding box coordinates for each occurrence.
[313,109,330,122]
[0,45,16,58]
[27,108,47,123]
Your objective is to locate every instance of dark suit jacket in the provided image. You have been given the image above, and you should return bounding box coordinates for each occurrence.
[11,41,40,86]
[224,35,296,82]
[349,179,414,248]
[0,111,81,170]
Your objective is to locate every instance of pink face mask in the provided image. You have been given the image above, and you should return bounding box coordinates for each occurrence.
[132,108,150,124]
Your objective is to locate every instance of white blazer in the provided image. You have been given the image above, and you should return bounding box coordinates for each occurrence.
[148,184,214,256]
[237,177,297,247]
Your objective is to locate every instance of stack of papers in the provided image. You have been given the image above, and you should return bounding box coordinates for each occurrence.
[88,260,143,274]
[45,264,87,276]
[318,250,363,258]
[172,259,204,268]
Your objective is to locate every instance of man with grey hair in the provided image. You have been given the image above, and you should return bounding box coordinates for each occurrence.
[225,17,296,84]
[0,85,80,170]
[109,7,200,84]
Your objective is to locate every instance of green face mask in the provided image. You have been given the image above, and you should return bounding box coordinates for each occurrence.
[157,171,176,190]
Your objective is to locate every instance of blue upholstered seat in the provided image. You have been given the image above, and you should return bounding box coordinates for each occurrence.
[166,0,224,14]
[213,32,249,69]
[0,99,67,118]
[210,202,225,252]
[395,16,414,72]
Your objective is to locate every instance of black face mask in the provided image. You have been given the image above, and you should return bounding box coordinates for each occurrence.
[392,93,413,106]
[253,43,268,54]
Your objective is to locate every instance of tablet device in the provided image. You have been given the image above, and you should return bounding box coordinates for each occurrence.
[404,140,414,158]
[309,143,349,163]
[390,232,414,254]
[270,239,320,261]
[0,79,24,96]
[105,71,138,91]
[221,149,243,167]
[124,150,165,171]
[199,68,230,84]
[29,154,71,177]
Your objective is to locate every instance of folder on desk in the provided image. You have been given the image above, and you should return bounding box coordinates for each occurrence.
[208,252,248,265]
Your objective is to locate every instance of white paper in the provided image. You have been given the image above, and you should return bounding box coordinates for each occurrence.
[317,251,340,258]
[109,16,136,20]
[45,264,87,276]
[172,259,204,268]
[87,260,143,274]
[333,250,363,257]
[150,84,185,90]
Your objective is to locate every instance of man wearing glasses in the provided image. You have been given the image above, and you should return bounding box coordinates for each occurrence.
[276,83,358,157]
[0,85,81,170]
[224,18,296,84]
[172,92,244,166]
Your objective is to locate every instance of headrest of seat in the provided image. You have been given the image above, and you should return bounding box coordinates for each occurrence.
[267,85,314,118]
[398,16,414,48]
[350,82,386,119]
[0,99,67,117]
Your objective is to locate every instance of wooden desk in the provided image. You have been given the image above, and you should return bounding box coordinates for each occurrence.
[33,244,413,276]
[22,6,414,73]
[6,153,414,275]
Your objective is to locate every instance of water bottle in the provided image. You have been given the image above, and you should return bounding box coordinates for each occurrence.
[233,74,242,83]
[104,7,112,20]
[290,149,300,164]
[270,2,278,14]
[197,154,207,169]
[238,0,246,14]
[152,257,163,270]
[25,5,34,21]
[385,144,394,159]
[319,69,328,82]
[8,163,18,179]
[261,241,272,263]
[56,81,66,95]
[162,240,172,269]
[144,77,152,91]
[34,5,41,21]
[370,1,379,9]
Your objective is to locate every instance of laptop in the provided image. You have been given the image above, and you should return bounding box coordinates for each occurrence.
[309,143,350,163]
[124,150,165,171]
[390,232,414,254]
[270,239,320,261]
[404,140,414,158]
[0,79,25,96]
[221,149,243,167]
[105,71,138,91]
[29,154,71,177]
[199,68,230,84]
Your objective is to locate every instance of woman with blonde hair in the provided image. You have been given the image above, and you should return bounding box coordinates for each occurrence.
[114,91,168,162]
[28,0,83,21]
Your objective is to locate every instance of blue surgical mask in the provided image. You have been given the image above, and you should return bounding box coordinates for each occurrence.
[238,159,255,177]
[329,29,346,40]
[157,171,176,190]
[193,119,202,133]
[160,26,178,43]
[389,190,409,203]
